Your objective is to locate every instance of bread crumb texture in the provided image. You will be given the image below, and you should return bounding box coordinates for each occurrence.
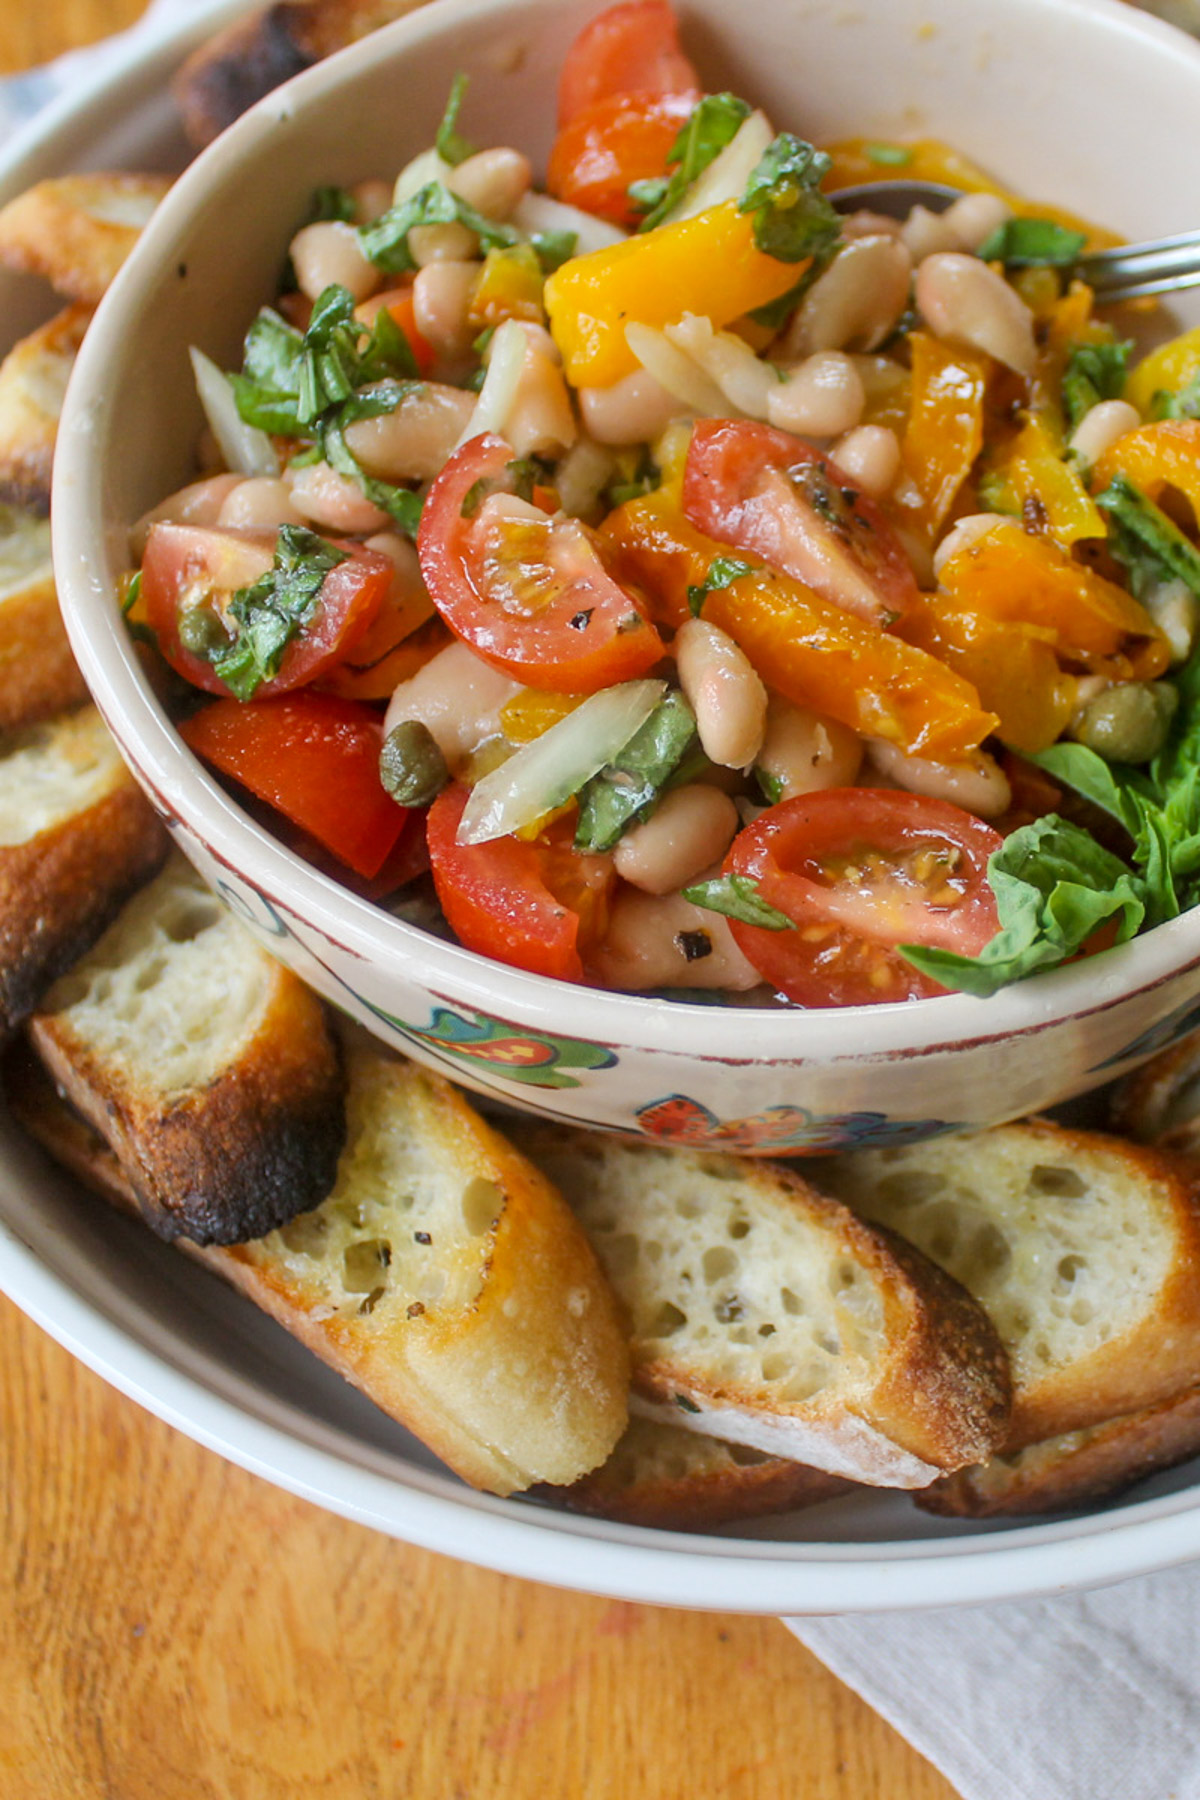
[0,706,127,845]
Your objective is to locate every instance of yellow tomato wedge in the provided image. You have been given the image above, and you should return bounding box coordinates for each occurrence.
[1125,327,1200,418]
[1091,418,1200,522]
[992,414,1107,546]
[900,333,988,541]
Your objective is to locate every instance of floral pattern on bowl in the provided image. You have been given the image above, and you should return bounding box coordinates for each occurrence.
[635,1094,959,1153]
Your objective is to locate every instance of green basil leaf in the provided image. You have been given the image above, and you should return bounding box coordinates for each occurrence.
[308,184,358,224]
[357,181,519,274]
[530,228,578,274]
[976,217,1087,269]
[575,691,698,851]
[435,72,475,167]
[738,133,841,264]
[687,554,756,617]
[1061,336,1131,433]
[682,872,794,932]
[864,142,912,167]
[633,92,752,233]
[211,524,347,699]
[1096,471,1200,603]
[1151,367,1200,422]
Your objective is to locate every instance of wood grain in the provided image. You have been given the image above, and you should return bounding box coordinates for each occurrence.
[0,4,962,1795]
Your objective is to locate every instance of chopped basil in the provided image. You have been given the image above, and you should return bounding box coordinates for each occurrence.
[976,216,1086,269]
[575,691,698,851]
[210,525,347,700]
[738,134,841,265]
[530,228,578,273]
[1096,472,1200,603]
[681,873,793,931]
[307,184,358,224]
[1062,336,1131,433]
[864,141,912,167]
[630,92,752,233]
[605,445,661,509]
[687,555,757,617]
[754,765,784,805]
[435,72,475,167]
[357,181,519,273]
[1152,367,1200,422]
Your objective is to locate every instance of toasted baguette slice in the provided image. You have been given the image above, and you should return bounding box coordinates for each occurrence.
[8,1032,630,1496]
[1110,1028,1200,1157]
[918,1385,1200,1518]
[817,1120,1200,1450]
[0,505,87,729]
[28,852,345,1245]
[0,175,170,304]
[519,1128,1010,1487]
[0,304,91,511]
[172,0,427,146]
[0,705,167,1037]
[548,1416,851,1531]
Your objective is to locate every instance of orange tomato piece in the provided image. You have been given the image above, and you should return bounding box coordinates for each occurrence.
[991,414,1107,547]
[1091,419,1200,525]
[900,333,989,541]
[902,598,1076,754]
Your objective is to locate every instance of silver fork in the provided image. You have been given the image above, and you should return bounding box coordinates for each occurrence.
[831,180,1200,303]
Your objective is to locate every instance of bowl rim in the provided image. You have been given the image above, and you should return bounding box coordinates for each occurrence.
[52,0,1200,1065]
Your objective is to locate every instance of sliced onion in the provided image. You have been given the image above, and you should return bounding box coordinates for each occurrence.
[664,314,773,418]
[190,347,279,478]
[662,110,775,225]
[624,322,730,418]
[393,147,450,205]
[513,191,626,256]
[555,435,616,519]
[457,678,665,844]
[455,317,528,449]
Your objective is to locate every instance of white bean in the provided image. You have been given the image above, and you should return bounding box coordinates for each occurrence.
[931,511,1013,577]
[589,888,763,991]
[674,618,768,770]
[901,204,960,262]
[613,785,740,895]
[1068,398,1142,469]
[829,424,901,498]
[216,477,305,532]
[289,220,380,304]
[131,473,243,556]
[867,738,1012,818]
[412,260,480,359]
[767,351,865,438]
[409,220,478,266]
[352,179,394,225]
[783,235,913,356]
[758,697,863,799]
[941,192,1012,253]
[578,367,688,445]
[446,148,532,222]
[915,252,1037,378]
[343,381,476,481]
[384,640,522,770]
[285,460,391,534]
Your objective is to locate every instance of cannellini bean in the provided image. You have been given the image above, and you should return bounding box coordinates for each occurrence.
[343,382,476,481]
[579,367,690,445]
[409,220,478,266]
[289,220,381,304]
[784,236,913,357]
[674,618,768,770]
[901,204,960,262]
[915,252,1037,378]
[352,179,394,225]
[613,786,741,895]
[385,640,522,770]
[941,192,1012,252]
[829,424,901,498]
[839,208,906,243]
[867,738,1012,818]
[412,260,480,359]
[217,477,306,532]
[757,697,863,799]
[130,473,243,556]
[767,350,865,438]
[931,511,1013,577]
[285,460,391,534]
[1068,398,1142,469]
[589,888,763,991]
[1142,576,1200,665]
[446,147,532,221]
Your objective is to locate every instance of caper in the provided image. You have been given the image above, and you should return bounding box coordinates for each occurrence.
[1071,680,1178,764]
[380,719,449,807]
[177,603,229,659]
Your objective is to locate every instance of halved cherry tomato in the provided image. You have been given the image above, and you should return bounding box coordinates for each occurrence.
[142,523,391,699]
[547,89,696,226]
[356,287,437,378]
[682,420,921,627]
[426,783,613,982]
[417,433,664,691]
[180,691,408,879]
[557,0,699,127]
[724,790,1003,1007]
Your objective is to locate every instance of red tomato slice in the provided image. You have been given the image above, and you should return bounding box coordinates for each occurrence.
[179,691,408,878]
[557,0,699,127]
[546,89,697,226]
[426,783,612,982]
[418,434,664,691]
[356,287,437,377]
[724,789,1002,1006]
[683,420,921,628]
[142,523,391,698]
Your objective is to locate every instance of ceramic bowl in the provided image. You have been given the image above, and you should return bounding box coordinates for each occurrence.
[52,0,1200,1156]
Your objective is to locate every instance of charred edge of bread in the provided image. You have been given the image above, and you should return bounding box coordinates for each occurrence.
[3,1035,140,1216]
[0,571,87,732]
[917,1384,1200,1518]
[0,783,168,1040]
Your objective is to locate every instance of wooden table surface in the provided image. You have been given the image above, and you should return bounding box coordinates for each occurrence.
[0,5,960,1795]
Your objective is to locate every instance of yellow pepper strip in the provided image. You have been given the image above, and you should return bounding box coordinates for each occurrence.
[902,600,1076,754]
[544,203,800,388]
[931,524,1168,678]
[499,688,586,742]
[1126,327,1200,418]
[854,354,912,434]
[992,414,1107,546]
[1091,419,1200,523]
[603,491,998,762]
[468,243,545,331]
[319,615,448,702]
[900,333,988,541]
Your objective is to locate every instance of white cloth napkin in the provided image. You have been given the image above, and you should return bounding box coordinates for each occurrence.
[8,7,1200,1800]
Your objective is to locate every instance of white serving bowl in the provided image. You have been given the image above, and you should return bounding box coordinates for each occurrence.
[9,0,1200,1614]
[51,0,1200,1155]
